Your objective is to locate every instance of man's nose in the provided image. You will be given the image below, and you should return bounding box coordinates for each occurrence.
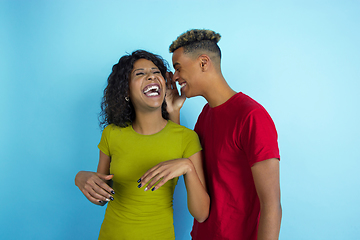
[173,71,179,82]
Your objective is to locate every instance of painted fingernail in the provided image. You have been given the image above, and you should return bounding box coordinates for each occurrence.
[109,196,114,201]
[151,187,156,191]
[138,183,142,188]
[144,187,148,191]
[99,200,104,204]
[111,190,115,194]
[105,198,110,202]
[137,178,141,183]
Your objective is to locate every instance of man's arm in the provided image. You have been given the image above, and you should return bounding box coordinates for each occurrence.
[251,158,282,240]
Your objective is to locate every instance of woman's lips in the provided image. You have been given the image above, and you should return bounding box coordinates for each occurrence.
[143,83,161,97]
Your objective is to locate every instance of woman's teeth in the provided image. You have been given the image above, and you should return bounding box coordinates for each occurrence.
[146,92,159,96]
[143,85,160,96]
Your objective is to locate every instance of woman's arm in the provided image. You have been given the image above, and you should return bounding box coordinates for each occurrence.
[75,150,115,205]
[138,151,210,222]
[165,71,185,124]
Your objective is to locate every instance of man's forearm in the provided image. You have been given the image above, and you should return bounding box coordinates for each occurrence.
[257,203,282,240]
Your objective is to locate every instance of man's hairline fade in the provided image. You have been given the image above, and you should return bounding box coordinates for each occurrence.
[169,29,222,60]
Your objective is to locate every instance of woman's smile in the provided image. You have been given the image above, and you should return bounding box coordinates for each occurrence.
[143,83,161,97]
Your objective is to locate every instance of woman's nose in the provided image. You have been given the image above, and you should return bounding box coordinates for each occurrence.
[147,73,155,80]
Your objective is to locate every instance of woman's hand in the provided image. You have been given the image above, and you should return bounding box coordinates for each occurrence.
[165,72,186,124]
[75,171,114,206]
[139,152,210,222]
[138,158,193,191]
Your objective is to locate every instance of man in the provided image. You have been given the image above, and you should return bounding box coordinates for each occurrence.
[166,29,282,240]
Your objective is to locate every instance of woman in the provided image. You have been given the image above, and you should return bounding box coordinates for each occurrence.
[75,50,209,239]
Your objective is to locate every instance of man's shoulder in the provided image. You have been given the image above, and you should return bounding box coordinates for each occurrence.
[233,92,262,107]
[230,93,269,117]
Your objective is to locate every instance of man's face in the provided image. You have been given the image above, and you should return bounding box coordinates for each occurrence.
[172,47,202,98]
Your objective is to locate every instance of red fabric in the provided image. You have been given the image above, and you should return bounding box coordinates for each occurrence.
[191,92,280,240]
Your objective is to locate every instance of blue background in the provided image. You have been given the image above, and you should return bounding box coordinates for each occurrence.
[1,1,359,239]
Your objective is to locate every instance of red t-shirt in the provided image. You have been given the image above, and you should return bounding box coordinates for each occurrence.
[191,92,280,240]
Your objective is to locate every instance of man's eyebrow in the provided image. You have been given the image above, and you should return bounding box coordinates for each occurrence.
[173,62,180,68]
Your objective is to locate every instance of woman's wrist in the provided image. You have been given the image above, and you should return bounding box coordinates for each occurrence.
[168,111,180,124]
[183,158,195,176]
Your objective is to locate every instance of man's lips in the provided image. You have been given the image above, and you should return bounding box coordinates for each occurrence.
[179,82,187,89]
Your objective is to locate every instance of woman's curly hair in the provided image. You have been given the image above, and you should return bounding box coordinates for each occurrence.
[99,50,169,129]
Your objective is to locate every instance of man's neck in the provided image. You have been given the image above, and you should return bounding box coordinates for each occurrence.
[203,76,237,108]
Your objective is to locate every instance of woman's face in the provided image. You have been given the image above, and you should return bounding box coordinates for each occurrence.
[129,58,166,112]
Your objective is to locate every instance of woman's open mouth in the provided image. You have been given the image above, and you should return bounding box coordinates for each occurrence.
[143,83,161,97]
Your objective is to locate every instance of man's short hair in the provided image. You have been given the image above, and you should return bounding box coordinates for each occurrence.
[169,29,222,59]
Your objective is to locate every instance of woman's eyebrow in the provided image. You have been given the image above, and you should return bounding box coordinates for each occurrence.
[133,68,144,72]
[133,67,159,72]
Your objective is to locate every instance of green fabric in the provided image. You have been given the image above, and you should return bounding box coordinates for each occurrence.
[97,120,202,240]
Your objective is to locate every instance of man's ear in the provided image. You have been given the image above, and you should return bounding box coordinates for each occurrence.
[199,55,211,72]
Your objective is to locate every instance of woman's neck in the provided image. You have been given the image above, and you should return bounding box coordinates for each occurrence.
[132,110,168,135]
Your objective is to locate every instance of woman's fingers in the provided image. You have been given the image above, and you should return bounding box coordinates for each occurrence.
[143,173,170,192]
[139,167,159,189]
[82,189,107,205]
[138,164,167,191]
[75,171,114,205]
[166,71,174,89]
[138,164,162,185]
[146,176,170,192]
[85,180,113,202]
[138,159,191,191]
[170,72,177,89]
[94,173,115,194]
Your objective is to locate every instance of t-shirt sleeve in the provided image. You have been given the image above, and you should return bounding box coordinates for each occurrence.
[98,125,111,156]
[182,128,202,158]
[240,108,280,166]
